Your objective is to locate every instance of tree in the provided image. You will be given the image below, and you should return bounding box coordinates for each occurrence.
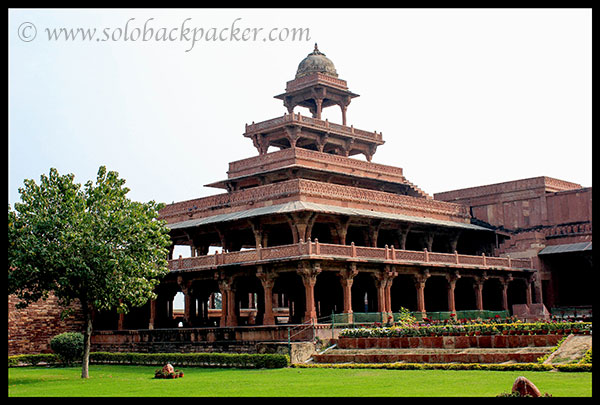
[8,166,172,378]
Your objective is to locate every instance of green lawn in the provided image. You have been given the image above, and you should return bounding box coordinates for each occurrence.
[8,365,592,397]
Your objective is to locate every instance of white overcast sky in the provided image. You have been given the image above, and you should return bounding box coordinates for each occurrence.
[8,8,592,209]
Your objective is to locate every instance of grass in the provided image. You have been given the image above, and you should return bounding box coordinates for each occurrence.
[8,365,592,397]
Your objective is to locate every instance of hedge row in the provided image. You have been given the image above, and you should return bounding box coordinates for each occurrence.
[8,354,60,367]
[294,362,592,372]
[90,352,289,369]
[9,352,289,369]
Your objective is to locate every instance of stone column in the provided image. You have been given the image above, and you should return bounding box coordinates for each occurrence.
[339,263,358,323]
[257,266,278,326]
[297,261,321,324]
[446,270,460,315]
[373,266,397,316]
[414,269,430,315]
[315,98,323,120]
[525,277,533,307]
[473,273,488,311]
[500,274,513,311]
[177,275,193,326]
[217,273,235,327]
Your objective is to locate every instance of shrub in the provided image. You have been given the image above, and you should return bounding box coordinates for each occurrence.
[50,332,84,365]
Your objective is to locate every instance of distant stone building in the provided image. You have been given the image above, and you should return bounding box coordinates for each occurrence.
[435,177,592,311]
[8,45,591,355]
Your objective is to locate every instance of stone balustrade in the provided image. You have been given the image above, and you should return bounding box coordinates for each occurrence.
[169,240,533,273]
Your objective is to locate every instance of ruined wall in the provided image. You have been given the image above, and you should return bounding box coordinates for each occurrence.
[8,294,84,356]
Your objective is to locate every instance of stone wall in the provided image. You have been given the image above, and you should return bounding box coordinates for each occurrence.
[8,294,84,355]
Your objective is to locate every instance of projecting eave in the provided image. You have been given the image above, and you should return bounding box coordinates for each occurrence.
[167,200,493,233]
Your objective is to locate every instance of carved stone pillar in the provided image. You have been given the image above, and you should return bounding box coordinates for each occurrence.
[177,275,193,326]
[257,266,277,326]
[500,273,513,311]
[284,126,301,148]
[314,98,323,119]
[525,275,534,306]
[338,263,358,323]
[421,232,434,252]
[367,220,382,248]
[216,273,236,327]
[473,272,488,311]
[340,103,347,126]
[414,269,430,315]
[373,266,397,315]
[297,261,321,324]
[446,270,461,315]
[396,225,410,250]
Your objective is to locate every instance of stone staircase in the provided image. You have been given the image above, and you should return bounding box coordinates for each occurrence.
[312,334,565,364]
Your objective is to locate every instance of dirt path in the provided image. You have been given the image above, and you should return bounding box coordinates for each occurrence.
[543,334,592,364]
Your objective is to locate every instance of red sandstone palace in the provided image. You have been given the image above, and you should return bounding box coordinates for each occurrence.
[8,45,592,355]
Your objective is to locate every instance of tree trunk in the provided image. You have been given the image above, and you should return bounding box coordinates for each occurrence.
[81,300,93,379]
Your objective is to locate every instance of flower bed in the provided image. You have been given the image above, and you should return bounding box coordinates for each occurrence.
[339,321,591,338]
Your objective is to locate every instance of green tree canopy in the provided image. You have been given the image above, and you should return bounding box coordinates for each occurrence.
[8,166,172,378]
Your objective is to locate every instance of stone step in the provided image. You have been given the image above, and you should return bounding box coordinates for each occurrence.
[313,347,554,364]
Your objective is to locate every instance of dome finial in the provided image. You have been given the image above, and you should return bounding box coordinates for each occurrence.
[312,43,323,55]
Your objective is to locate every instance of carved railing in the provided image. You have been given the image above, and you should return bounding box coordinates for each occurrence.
[169,240,534,273]
[244,112,383,143]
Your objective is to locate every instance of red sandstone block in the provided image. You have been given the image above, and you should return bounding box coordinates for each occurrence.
[420,337,432,348]
[442,336,455,349]
[493,335,507,348]
[478,336,492,348]
[357,338,367,349]
[337,338,352,349]
[408,337,420,348]
[468,336,478,346]
[431,337,444,348]
[507,336,520,347]
[390,338,401,348]
[400,337,410,348]
[547,335,561,345]
[454,336,470,348]
[533,335,547,347]
[379,338,390,348]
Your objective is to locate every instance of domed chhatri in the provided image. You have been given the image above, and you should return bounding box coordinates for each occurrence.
[295,43,338,79]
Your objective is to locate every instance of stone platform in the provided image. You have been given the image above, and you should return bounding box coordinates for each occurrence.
[312,334,566,364]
